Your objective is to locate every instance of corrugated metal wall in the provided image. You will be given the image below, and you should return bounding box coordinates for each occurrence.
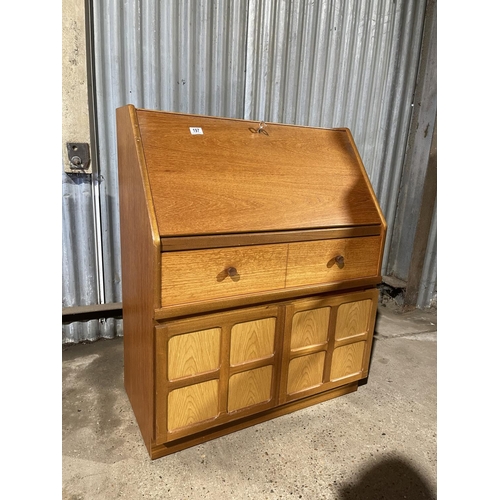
[417,202,437,308]
[62,0,436,343]
[62,166,122,342]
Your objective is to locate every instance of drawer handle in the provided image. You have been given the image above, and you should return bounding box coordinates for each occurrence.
[217,267,241,282]
[327,255,345,269]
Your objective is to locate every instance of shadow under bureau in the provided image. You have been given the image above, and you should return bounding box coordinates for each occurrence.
[116,105,386,459]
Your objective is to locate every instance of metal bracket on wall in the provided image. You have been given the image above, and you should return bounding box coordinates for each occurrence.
[66,142,91,173]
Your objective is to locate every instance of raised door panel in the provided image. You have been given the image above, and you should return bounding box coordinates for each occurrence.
[156,321,223,442]
[155,304,284,444]
[230,318,276,365]
[167,380,219,431]
[290,307,330,349]
[336,300,372,341]
[281,289,379,403]
[282,300,332,402]
[287,352,326,395]
[168,328,221,380]
[330,293,378,383]
[228,365,273,412]
[227,316,280,415]
[330,342,366,382]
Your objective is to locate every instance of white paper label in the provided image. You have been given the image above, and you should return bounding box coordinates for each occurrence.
[189,127,203,135]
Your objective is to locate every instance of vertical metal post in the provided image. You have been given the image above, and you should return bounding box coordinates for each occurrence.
[85,0,105,305]
[404,118,437,309]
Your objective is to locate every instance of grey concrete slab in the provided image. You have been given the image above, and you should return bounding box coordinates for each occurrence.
[62,305,437,500]
[375,302,437,339]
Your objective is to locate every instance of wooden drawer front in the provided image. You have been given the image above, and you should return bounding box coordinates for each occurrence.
[285,236,381,288]
[161,244,288,307]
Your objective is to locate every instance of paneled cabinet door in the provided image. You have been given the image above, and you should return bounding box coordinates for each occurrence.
[155,304,284,444]
[279,289,378,404]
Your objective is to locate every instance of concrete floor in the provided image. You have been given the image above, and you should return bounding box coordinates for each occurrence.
[62,301,437,500]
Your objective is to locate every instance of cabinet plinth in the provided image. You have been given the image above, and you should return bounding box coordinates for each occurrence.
[117,105,386,459]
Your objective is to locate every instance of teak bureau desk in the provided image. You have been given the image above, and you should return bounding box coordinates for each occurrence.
[116,105,386,459]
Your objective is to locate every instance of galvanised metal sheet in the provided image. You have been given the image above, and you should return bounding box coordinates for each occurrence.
[417,202,437,309]
[62,319,123,344]
[62,165,124,343]
[62,172,96,306]
[63,0,435,342]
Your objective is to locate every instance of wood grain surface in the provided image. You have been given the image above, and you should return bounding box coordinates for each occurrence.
[290,307,330,350]
[136,109,382,236]
[330,341,366,382]
[167,328,221,380]
[286,236,381,287]
[228,365,273,412]
[168,380,220,431]
[335,299,372,340]
[161,244,287,306]
[287,352,326,395]
[230,318,276,366]
[160,225,382,251]
[116,105,161,454]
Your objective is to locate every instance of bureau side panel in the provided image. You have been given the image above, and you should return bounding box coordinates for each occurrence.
[117,105,161,455]
[345,128,387,272]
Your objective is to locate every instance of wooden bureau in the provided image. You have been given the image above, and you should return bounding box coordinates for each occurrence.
[116,105,386,459]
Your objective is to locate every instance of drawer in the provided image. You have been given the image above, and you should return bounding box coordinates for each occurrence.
[161,244,288,307]
[285,236,381,288]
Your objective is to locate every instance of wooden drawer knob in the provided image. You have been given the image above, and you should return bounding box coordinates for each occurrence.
[217,267,240,282]
[327,255,345,269]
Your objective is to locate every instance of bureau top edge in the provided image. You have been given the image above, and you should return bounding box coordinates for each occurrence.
[133,105,352,132]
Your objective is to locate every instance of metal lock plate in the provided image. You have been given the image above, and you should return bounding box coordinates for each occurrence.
[66,143,91,173]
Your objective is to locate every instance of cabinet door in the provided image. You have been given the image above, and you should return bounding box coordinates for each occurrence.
[280,289,378,404]
[155,304,284,444]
